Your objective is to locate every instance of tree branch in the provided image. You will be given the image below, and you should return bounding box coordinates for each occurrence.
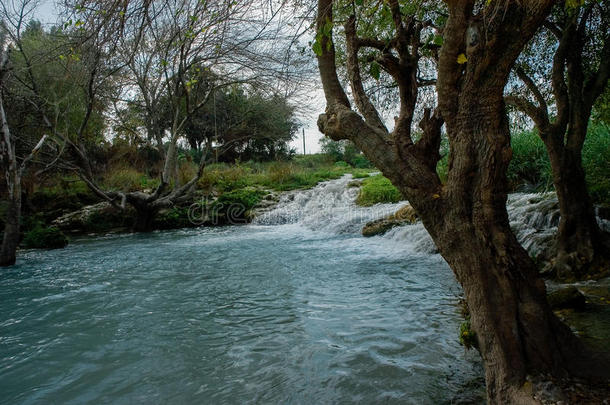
[316,0,350,108]
[344,15,387,132]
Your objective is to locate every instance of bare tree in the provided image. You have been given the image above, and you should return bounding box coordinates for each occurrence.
[55,0,310,231]
[0,2,49,266]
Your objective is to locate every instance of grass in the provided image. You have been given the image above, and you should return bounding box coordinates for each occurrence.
[507,129,552,190]
[356,174,403,206]
[507,122,610,204]
[104,166,160,192]
[582,123,610,204]
[198,156,374,193]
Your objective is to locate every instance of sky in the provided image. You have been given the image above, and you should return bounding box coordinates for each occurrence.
[290,87,326,154]
[32,0,57,25]
[30,0,327,154]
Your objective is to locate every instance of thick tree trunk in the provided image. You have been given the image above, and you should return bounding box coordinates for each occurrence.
[545,135,606,279]
[437,221,584,402]
[0,189,21,267]
[314,0,609,401]
[131,203,158,233]
[407,95,595,403]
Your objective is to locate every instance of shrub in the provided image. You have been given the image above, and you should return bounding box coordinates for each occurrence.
[356,175,403,206]
[22,226,68,249]
[267,162,294,185]
[350,154,373,168]
[508,129,552,190]
[508,123,610,204]
[351,170,370,179]
[292,154,334,168]
[458,320,478,350]
[215,188,267,211]
[154,207,193,230]
[582,122,610,204]
[84,207,132,232]
[105,167,151,192]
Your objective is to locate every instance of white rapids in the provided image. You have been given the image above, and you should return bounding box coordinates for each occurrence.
[254,174,610,257]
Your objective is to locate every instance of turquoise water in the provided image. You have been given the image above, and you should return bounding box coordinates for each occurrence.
[0,224,483,404]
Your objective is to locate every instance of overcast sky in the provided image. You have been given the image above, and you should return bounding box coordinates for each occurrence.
[30,0,326,153]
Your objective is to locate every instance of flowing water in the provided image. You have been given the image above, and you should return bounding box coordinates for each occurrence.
[2,175,608,404]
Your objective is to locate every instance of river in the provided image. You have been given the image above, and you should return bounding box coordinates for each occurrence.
[2,175,608,404]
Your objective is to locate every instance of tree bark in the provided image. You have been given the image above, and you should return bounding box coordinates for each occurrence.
[132,205,158,232]
[0,189,21,267]
[315,0,609,402]
[429,94,588,403]
[544,131,606,279]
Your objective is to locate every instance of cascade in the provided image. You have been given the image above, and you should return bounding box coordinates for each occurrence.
[254,175,610,257]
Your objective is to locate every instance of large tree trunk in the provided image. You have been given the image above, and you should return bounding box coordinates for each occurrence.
[544,129,607,280]
[314,0,610,400]
[0,190,21,267]
[132,205,158,232]
[418,94,589,403]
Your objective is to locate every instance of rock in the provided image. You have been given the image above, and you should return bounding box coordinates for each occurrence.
[362,204,418,237]
[347,180,363,188]
[392,205,418,222]
[547,287,586,310]
[246,190,282,221]
[596,206,610,221]
[52,202,135,233]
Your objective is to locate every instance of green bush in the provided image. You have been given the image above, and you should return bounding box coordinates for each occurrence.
[154,207,193,230]
[351,170,370,179]
[350,154,373,168]
[508,129,552,190]
[356,175,403,206]
[83,208,132,232]
[582,122,610,204]
[458,320,478,350]
[22,226,68,249]
[215,188,267,211]
[508,123,610,204]
[291,154,334,168]
[104,167,158,192]
[196,157,373,194]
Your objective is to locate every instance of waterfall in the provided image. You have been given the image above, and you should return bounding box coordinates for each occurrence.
[254,175,610,257]
[253,175,404,234]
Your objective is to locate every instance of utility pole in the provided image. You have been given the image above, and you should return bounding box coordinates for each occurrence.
[302,128,306,155]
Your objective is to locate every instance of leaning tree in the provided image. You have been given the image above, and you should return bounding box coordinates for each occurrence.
[506,1,610,280]
[314,0,608,402]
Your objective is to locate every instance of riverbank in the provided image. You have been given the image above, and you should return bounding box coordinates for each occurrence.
[2,155,374,246]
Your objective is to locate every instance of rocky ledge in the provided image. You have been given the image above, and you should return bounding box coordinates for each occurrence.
[362,204,418,237]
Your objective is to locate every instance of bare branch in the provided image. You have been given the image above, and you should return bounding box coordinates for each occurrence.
[344,15,387,132]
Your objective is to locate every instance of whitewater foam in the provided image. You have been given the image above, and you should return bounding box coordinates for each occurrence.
[254,175,610,258]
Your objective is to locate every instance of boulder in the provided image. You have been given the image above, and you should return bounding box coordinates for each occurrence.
[52,202,135,233]
[547,286,586,310]
[362,204,418,237]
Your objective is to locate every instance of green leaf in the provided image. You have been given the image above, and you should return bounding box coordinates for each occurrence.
[355,0,363,5]
[565,0,584,8]
[433,34,444,46]
[312,40,322,56]
[369,61,380,80]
